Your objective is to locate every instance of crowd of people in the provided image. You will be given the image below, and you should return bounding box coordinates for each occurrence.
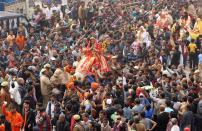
[0,0,202,131]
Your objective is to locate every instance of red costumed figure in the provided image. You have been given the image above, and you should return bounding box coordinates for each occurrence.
[76,37,110,75]
[156,12,169,30]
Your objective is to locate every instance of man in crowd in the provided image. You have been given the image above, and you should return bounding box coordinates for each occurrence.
[2,103,24,131]
[40,68,53,107]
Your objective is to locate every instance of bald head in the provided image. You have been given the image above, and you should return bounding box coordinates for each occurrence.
[17,78,24,85]
[59,113,65,122]
[159,105,165,112]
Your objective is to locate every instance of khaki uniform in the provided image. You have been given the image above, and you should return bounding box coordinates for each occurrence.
[40,74,52,107]
[78,6,86,20]
[73,122,85,131]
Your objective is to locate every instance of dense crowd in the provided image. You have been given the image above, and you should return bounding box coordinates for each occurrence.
[0,0,202,131]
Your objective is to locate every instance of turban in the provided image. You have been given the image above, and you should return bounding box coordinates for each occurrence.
[91,82,98,89]
[66,82,74,89]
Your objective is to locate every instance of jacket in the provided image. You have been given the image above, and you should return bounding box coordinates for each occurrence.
[2,105,24,131]
[73,122,85,131]
[0,55,8,69]
[36,113,51,131]
[0,88,10,107]
[66,100,80,115]
[56,120,70,131]
[101,124,112,131]
[180,111,193,131]
[16,36,25,51]
[78,6,86,19]
[40,75,52,96]
[22,94,36,110]
[155,111,169,131]
[22,108,35,131]
[9,81,21,105]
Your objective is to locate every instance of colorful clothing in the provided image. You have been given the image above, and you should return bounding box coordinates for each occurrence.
[156,16,169,30]
[2,105,24,131]
[76,41,110,75]
[188,43,197,53]
[190,18,202,40]
[16,36,25,51]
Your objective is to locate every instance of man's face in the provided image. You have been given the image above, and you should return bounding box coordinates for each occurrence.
[172,75,176,80]
[10,31,13,35]
[112,58,116,63]
[80,108,85,114]
[130,49,134,54]
[99,113,104,119]
[59,116,65,122]
[100,86,104,92]
[55,106,60,111]
[24,103,29,109]
[89,123,94,130]
[0,51,4,56]
[44,70,48,76]
[51,96,55,102]
[91,39,95,43]
[4,86,8,91]
[103,120,108,127]
[71,97,77,102]
[30,28,34,33]
[10,108,16,114]
[36,105,40,111]
[0,118,5,123]
[165,77,169,83]
[82,116,88,122]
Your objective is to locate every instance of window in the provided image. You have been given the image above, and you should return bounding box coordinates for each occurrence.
[19,17,28,26]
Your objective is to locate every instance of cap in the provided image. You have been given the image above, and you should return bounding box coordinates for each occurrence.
[73,115,80,121]
[139,93,144,96]
[9,68,18,73]
[112,55,118,59]
[134,66,139,70]
[194,70,200,74]
[51,57,56,61]
[91,82,98,89]
[55,102,60,107]
[44,64,51,68]
[41,68,47,73]
[28,66,36,71]
[10,104,17,109]
[106,99,112,105]
[1,81,8,87]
